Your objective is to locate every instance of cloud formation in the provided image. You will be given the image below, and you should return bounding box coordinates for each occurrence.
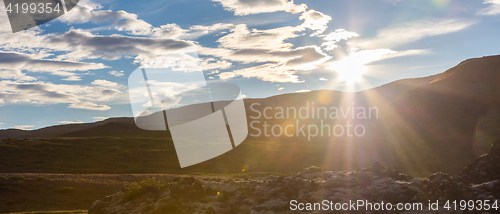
[108,70,124,77]
[358,19,476,49]
[218,63,303,83]
[299,10,332,36]
[60,0,153,35]
[47,29,193,64]
[478,0,500,15]
[202,45,330,82]
[192,5,332,83]
[0,0,486,118]
[0,51,108,80]
[0,80,122,111]
[321,29,360,51]
[91,79,120,88]
[211,0,307,15]
[217,24,298,50]
[69,102,111,111]
[152,23,234,40]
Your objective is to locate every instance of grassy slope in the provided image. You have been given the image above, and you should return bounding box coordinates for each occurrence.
[0,134,480,177]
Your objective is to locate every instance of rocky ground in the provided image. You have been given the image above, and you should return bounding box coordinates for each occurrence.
[89,142,500,214]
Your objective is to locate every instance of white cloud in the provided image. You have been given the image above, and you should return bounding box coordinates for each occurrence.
[108,70,124,77]
[152,23,234,40]
[60,0,153,35]
[478,0,500,15]
[206,70,221,75]
[128,81,197,110]
[93,116,109,121]
[199,18,332,83]
[212,0,307,15]
[0,0,189,65]
[295,89,310,93]
[322,29,360,42]
[0,69,35,81]
[321,29,359,51]
[299,10,332,36]
[198,45,328,65]
[15,125,34,130]
[0,51,108,79]
[377,49,432,60]
[319,77,327,81]
[58,121,84,124]
[91,79,119,88]
[0,80,122,110]
[212,45,330,83]
[62,76,82,81]
[218,63,303,83]
[140,47,206,73]
[200,58,233,70]
[321,42,338,51]
[69,102,111,111]
[188,7,333,84]
[217,24,298,50]
[285,46,331,70]
[0,9,49,54]
[47,29,193,64]
[358,19,476,49]
[116,19,153,36]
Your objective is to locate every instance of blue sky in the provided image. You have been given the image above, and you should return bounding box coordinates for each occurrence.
[0,0,499,130]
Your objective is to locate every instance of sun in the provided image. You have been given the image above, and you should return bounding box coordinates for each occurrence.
[326,58,366,84]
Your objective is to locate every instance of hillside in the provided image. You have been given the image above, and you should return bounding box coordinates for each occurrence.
[378,55,500,174]
[0,118,133,139]
[1,55,499,176]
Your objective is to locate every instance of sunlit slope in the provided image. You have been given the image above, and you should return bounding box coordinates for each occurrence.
[379,55,500,174]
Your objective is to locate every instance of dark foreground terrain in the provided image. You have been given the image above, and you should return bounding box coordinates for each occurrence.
[0,173,169,213]
[88,142,500,214]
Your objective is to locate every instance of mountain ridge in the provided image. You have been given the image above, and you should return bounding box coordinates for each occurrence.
[1,55,499,176]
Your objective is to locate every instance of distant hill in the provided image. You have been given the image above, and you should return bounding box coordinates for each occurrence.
[0,118,133,139]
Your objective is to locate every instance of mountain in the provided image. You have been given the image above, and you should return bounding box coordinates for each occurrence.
[1,55,499,176]
[377,55,500,174]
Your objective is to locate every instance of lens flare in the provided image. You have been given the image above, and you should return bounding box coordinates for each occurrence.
[432,0,450,9]
[327,58,367,84]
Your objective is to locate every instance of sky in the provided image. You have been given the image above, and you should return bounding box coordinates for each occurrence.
[0,0,499,130]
